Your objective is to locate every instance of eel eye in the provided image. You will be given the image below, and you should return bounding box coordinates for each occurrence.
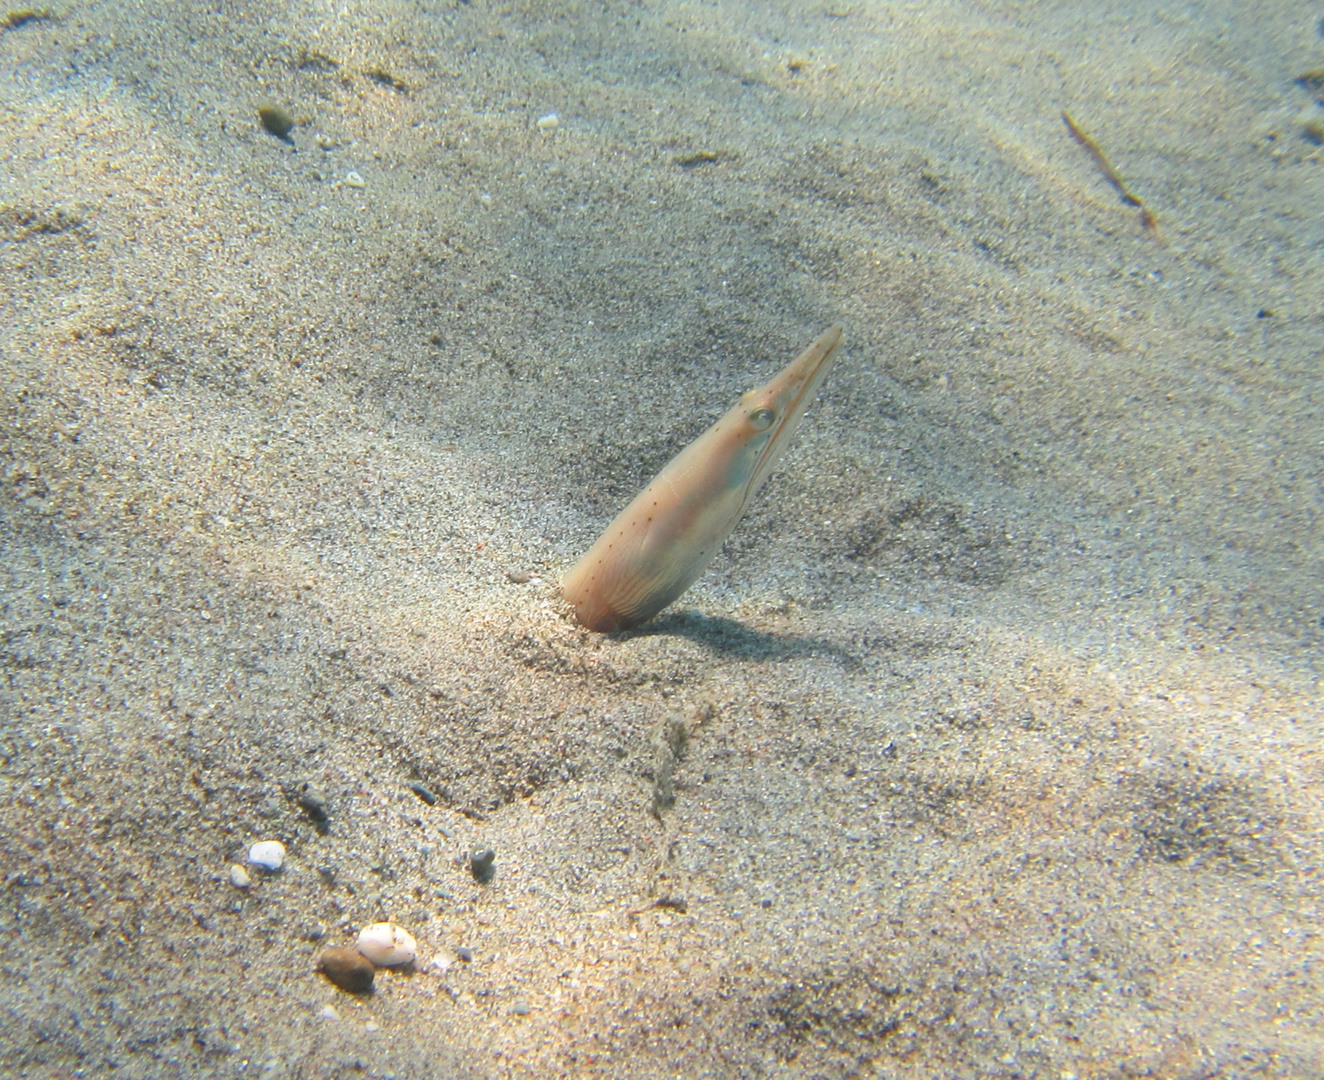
[748,406,776,431]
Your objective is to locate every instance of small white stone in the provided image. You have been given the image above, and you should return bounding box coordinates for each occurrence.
[248,840,286,871]
[318,1005,339,1021]
[344,170,366,188]
[356,921,417,966]
[229,864,252,889]
[536,112,558,132]
[364,1021,380,1033]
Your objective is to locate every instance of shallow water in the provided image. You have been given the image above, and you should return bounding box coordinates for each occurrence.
[1,1,1320,1076]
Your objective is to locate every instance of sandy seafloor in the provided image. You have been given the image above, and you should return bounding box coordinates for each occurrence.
[1,0,1322,1076]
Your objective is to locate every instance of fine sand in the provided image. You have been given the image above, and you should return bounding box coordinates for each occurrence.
[2,1,1321,1076]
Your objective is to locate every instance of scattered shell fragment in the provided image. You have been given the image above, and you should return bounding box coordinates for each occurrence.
[248,840,286,871]
[536,112,559,132]
[316,946,376,994]
[257,104,295,139]
[344,170,366,189]
[356,922,417,966]
[229,864,252,889]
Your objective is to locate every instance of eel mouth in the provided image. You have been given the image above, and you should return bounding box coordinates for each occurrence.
[747,324,843,499]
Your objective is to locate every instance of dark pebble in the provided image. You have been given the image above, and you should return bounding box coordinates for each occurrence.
[470,847,496,884]
[296,784,331,833]
[408,782,438,806]
[455,946,473,962]
[258,104,295,139]
[316,947,375,994]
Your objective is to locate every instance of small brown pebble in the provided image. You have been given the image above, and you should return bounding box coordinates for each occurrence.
[315,946,375,994]
[258,104,295,139]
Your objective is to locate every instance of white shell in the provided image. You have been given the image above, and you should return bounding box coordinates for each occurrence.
[229,864,252,889]
[355,922,417,966]
[247,840,286,871]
